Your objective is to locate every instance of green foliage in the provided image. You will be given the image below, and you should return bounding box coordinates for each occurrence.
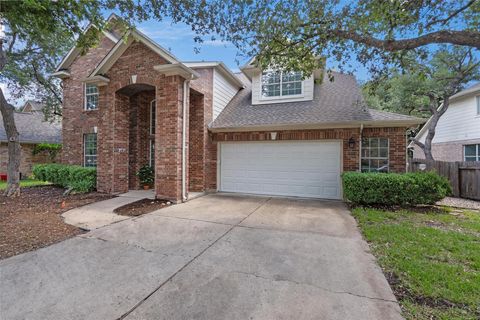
[352,207,480,319]
[342,171,451,206]
[32,164,96,193]
[136,165,154,186]
[32,143,62,160]
[363,47,480,117]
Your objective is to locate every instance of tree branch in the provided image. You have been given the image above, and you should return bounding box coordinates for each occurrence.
[329,29,480,51]
[425,0,477,28]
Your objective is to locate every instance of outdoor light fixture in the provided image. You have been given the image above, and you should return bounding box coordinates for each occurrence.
[348,137,355,149]
[271,132,277,140]
[93,126,98,134]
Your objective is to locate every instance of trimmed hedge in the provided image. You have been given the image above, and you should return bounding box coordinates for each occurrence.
[32,164,96,193]
[342,171,451,206]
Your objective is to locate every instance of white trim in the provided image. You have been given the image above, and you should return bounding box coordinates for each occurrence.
[149,139,155,167]
[184,61,244,88]
[260,70,304,100]
[51,70,70,79]
[153,63,199,80]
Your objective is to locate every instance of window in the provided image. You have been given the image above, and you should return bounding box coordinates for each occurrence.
[464,144,480,161]
[476,96,480,115]
[361,137,389,172]
[85,84,99,110]
[150,100,156,134]
[84,133,97,167]
[149,140,155,168]
[261,71,302,98]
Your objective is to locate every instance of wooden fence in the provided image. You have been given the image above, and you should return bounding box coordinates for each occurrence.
[408,158,480,200]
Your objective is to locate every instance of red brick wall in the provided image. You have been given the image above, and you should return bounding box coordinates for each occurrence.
[189,68,215,191]
[211,127,407,177]
[1,143,60,178]
[61,36,115,166]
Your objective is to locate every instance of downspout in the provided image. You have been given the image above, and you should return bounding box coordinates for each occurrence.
[182,79,190,202]
[358,123,364,172]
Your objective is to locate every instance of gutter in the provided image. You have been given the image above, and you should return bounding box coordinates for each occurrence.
[181,80,189,202]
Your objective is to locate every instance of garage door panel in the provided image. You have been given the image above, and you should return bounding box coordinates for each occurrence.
[220,141,342,199]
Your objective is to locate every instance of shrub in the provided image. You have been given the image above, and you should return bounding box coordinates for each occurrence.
[136,165,154,186]
[342,171,451,206]
[32,164,96,193]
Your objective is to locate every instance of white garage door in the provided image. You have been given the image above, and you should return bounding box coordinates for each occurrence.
[219,141,342,199]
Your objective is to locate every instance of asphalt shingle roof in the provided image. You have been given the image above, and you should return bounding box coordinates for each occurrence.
[210,72,423,130]
[0,112,62,144]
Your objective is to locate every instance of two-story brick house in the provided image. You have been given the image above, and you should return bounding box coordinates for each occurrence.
[53,17,423,203]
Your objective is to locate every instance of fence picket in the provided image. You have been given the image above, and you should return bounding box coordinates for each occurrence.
[408,158,480,201]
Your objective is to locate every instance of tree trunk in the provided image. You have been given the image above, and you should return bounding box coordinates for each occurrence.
[0,88,21,197]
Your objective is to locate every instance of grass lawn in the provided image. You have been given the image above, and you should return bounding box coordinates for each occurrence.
[352,207,480,320]
[0,179,51,190]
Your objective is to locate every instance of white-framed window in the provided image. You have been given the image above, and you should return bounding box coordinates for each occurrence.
[149,139,155,168]
[361,137,389,172]
[84,133,97,167]
[476,96,480,115]
[464,144,480,161]
[261,70,302,98]
[150,99,156,134]
[85,84,99,110]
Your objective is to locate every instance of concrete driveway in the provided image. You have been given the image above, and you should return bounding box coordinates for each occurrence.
[0,194,402,320]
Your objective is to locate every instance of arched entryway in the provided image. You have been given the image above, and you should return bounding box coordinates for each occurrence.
[115,83,156,190]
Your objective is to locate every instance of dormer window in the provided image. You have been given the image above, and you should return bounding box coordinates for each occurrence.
[261,71,302,98]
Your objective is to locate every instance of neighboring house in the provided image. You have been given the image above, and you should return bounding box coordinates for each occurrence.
[410,83,480,162]
[0,101,62,178]
[52,15,423,202]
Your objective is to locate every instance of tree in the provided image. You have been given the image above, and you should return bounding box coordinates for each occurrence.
[0,0,183,196]
[364,47,480,160]
[183,0,480,75]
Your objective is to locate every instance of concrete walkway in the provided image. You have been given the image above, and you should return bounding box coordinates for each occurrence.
[1,194,402,320]
[62,190,155,230]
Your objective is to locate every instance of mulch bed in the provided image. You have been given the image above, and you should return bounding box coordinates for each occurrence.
[0,186,114,260]
[114,198,171,216]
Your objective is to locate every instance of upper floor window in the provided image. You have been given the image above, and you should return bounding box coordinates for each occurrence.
[464,144,480,162]
[85,84,99,110]
[261,71,302,98]
[361,137,389,172]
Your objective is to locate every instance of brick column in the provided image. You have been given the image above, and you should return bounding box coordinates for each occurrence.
[111,93,130,193]
[155,75,185,202]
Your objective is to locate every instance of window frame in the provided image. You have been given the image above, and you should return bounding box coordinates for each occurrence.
[83,133,98,168]
[464,144,480,162]
[84,84,99,111]
[361,137,390,173]
[149,139,155,168]
[260,70,304,100]
[150,99,156,135]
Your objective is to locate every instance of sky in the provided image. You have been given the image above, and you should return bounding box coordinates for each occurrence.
[5,16,372,107]
[136,18,371,80]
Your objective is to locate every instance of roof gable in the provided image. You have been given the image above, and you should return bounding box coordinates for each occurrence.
[89,29,180,78]
[54,26,119,74]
